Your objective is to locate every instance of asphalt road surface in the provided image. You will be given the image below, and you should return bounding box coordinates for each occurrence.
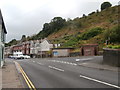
[15,56,119,88]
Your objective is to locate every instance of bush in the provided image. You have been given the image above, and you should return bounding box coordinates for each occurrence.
[107,45,112,48]
[112,45,120,49]
[63,37,78,47]
[78,27,104,40]
[106,45,120,49]
[88,11,95,16]
[101,2,112,11]
[104,26,120,43]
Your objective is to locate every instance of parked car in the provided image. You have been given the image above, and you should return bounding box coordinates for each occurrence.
[23,55,31,59]
[10,52,30,59]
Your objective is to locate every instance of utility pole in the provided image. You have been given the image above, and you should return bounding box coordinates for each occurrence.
[40,38,42,58]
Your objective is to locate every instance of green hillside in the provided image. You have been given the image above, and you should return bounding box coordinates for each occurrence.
[6,5,120,50]
[31,5,119,50]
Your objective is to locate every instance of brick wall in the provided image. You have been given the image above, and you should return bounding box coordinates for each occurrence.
[81,44,98,56]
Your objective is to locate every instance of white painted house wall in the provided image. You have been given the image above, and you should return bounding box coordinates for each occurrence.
[30,39,53,57]
[0,24,6,67]
[40,39,53,52]
[0,10,7,67]
[30,40,35,54]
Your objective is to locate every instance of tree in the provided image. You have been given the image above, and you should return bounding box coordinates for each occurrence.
[88,11,95,16]
[43,23,50,31]
[109,26,120,43]
[33,17,66,39]
[104,26,120,43]
[21,35,26,42]
[83,14,86,18]
[5,39,18,46]
[101,2,112,10]
[51,17,66,31]
[26,36,31,41]
[96,9,99,13]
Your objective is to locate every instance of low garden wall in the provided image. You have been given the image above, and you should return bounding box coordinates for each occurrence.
[69,52,81,57]
[103,48,120,67]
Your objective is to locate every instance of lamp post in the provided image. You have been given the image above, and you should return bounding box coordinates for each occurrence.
[40,39,42,58]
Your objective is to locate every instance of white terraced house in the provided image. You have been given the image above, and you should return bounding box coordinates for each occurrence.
[30,39,53,58]
[0,10,7,67]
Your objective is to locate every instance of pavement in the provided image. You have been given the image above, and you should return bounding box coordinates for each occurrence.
[78,57,119,72]
[1,59,24,88]
[0,67,2,89]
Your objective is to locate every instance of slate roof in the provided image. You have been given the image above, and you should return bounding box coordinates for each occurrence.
[0,10,7,34]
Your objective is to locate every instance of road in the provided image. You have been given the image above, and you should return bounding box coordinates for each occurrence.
[15,56,119,88]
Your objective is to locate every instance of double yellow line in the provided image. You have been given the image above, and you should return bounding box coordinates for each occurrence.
[15,61,36,90]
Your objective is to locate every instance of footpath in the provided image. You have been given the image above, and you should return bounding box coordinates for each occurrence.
[78,58,119,72]
[1,59,24,88]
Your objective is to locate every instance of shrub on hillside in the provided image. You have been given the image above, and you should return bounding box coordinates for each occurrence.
[106,45,120,49]
[112,45,120,49]
[104,26,120,43]
[77,27,104,40]
[88,11,96,16]
[63,37,78,47]
[101,2,112,10]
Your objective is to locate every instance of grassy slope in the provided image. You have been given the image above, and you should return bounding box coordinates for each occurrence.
[48,6,118,39]
[47,5,119,50]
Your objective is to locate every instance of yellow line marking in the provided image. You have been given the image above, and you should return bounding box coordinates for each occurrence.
[20,66,36,90]
[20,67,32,90]
[15,61,36,90]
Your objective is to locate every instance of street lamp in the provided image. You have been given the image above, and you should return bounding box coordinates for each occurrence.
[40,39,42,58]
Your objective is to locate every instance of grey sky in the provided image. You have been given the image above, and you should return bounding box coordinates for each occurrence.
[0,0,119,42]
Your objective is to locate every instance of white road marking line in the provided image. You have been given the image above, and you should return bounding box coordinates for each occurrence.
[69,63,73,65]
[79,63,87,65]
[76,58,93,61]
[37,62,44,65]
[73,63,77,66]
[76,59,80,61]
[80,75,120,88]
[48,60,77,66]
[48,66,64,72]
[66,62,70,64]
[64,62,67,64]
[61,61,64,63]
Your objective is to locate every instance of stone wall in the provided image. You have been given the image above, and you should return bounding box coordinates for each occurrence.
[103,48,120,67]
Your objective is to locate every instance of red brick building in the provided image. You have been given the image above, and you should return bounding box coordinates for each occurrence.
[23,41,30,55]
[12,44,23,53]
[12,41,30,55]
